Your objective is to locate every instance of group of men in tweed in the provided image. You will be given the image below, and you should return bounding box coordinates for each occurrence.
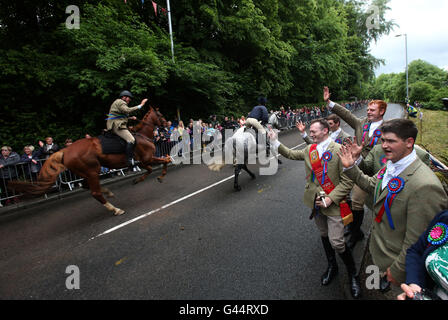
[269,87,447,299]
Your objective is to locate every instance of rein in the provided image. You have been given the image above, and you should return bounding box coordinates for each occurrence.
[136,118,155,128]
[134,132,154,143]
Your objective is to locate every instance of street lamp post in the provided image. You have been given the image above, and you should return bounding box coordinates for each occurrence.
[395,33,408,102]
[167,0,175,63]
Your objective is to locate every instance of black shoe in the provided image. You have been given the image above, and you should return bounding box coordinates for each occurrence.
[339,248,362,299]
[321,237,339,286]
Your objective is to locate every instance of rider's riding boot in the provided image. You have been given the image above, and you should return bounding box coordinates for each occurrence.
[265,132,270,157]
[320,237,338,286]
[125,142,136,170]
[346,209,365,249]
[339,247,362,299]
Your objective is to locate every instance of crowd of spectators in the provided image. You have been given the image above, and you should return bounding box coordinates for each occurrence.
[0,100,366,206]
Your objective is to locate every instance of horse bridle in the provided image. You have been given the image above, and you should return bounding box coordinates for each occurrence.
[137,109,165,128]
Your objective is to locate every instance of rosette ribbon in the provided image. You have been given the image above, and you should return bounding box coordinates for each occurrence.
[369,129,382,147]
[362,123,370,144]
[375,176,405,230]
[321,151,332,185]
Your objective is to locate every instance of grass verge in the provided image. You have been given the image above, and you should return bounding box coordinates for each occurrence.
[410,108,448,165]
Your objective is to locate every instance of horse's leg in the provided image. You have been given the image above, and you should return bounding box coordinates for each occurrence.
[234,164,242,191]
[101,186,115,198]
[149,155,171,183]
[132,157,168,185]
[157,162,168,183]
[242,163,256,179]
[133,164,153,185]
[86,175,124,216]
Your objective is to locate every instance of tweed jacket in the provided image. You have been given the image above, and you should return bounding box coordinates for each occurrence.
[106,99,141,131]
[278,141,354,217]
[331,103,381,157]
[344,158,448,284]
[359,144,431,210]
[334,129,352,145]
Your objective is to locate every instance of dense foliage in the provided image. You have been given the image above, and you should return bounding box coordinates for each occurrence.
[368,59,448,109]
[0,0,394,151]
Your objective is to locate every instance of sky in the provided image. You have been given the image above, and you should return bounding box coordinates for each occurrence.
[368,0,448,76]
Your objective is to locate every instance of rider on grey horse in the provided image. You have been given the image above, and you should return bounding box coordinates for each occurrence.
[245,96,271,156]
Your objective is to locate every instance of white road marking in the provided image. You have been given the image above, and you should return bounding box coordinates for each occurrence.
[89,141,306,241]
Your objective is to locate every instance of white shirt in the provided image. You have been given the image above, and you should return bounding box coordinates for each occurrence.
[316,136,333,158]
[330,128,341,141]
[368,120,383,138]
[382,149,417,189]
[271,135,332,158]
[328,100,382,137]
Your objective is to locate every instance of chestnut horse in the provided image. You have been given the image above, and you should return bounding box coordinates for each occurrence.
[8,107,171,215]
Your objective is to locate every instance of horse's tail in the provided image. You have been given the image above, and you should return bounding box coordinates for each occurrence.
[207,135,250,172]
[8,151,66,196]
[207,137,234,172]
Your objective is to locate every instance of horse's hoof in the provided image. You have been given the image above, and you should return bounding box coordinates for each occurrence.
[251,175,256,180]
[133,178,141,185]
[234,185,241,192]
[114,208,125,216]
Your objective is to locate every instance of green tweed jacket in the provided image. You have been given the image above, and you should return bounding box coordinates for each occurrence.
[278,141,354,217]
[359,144,431,210]
[331,103,381,157]
[106,99,141,131]
[345,158,448,284]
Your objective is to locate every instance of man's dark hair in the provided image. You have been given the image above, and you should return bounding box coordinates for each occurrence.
[326,114,340,124]
[380,119,418,141]
[310,118,330,133]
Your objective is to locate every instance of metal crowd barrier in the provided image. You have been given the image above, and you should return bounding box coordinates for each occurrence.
[0,106,363,208]
[0,158,140,208]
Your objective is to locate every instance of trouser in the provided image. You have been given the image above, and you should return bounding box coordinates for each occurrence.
[245,118,266,135]
[314,213,346,254]
[112,127,135,144]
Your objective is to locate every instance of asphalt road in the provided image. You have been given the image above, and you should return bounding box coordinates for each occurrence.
[0,104,404,300]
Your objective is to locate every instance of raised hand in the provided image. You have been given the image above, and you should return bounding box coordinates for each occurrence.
[296,120,306,133]
[337,144,355,168]
[141,98,148,106]
[268,128,278,141]
[323,86,331,102]
[344,137,363,160]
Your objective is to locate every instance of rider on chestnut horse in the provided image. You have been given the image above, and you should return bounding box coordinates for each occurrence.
[106,90,148,169]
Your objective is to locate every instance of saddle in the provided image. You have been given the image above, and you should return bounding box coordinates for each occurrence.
[98,131,133,154]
